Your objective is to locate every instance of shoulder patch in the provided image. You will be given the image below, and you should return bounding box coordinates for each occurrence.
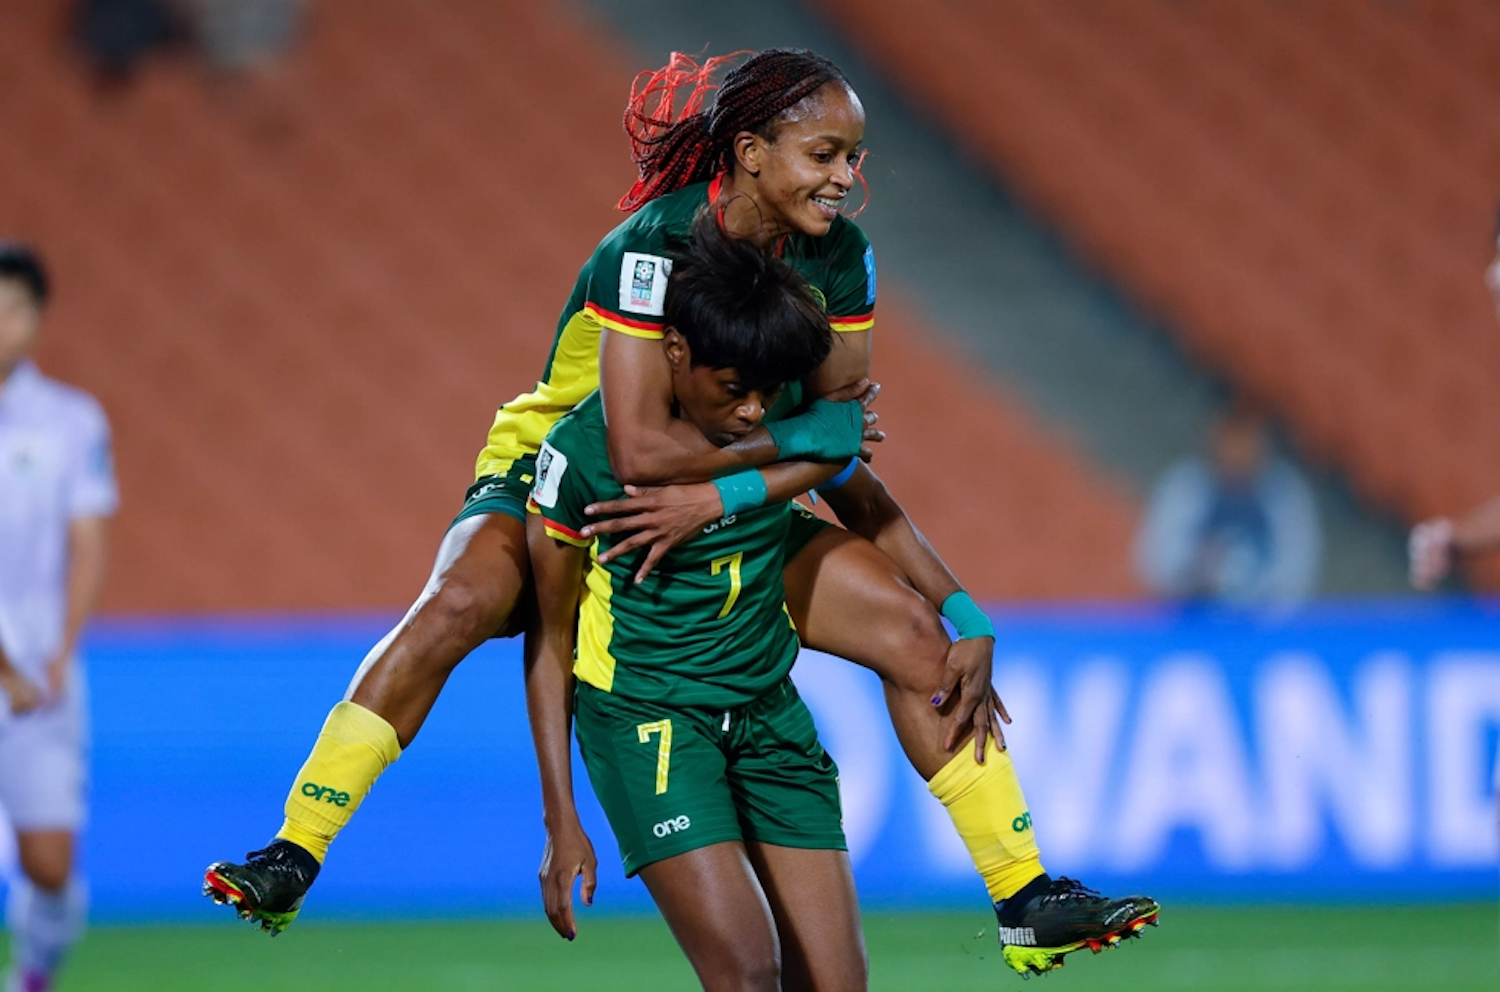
[862,245,877,306]
[619,252,673,316]
[532,441,568,509]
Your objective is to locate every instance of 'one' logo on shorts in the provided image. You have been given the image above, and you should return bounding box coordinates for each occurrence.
[653,815,691,838]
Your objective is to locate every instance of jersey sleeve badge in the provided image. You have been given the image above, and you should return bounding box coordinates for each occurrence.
[619,252,673,316]
[532,441,568,509]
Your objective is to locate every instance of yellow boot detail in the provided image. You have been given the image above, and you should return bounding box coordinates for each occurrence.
[276,701,402,862]
[927,738,1044,902]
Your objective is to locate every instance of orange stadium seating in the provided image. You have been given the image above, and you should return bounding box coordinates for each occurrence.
[0,0,1141,610]
[822,0,1500,587]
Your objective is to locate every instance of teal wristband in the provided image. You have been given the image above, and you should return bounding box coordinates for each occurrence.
[712,470,768,516]
[940,591,993,640]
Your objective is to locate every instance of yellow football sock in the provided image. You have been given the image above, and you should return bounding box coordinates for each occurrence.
[927,739,1045,902]
[276,701,402,863]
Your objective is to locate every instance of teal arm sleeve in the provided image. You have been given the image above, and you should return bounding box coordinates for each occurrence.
[940,591,994,640]
[712,470,769,516]
[764,399,863,462]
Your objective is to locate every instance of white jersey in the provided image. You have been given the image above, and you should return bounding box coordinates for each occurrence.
[0,361,118,680]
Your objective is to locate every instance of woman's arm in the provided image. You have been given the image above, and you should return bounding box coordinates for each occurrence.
[600,330,779,485]
[600,330,874,487]
[805,330,871,400]
[819,462,961,608]
[578,459,850,582]
[524,513,598,940]
[48,514,109,700]
[820,463,1009,758]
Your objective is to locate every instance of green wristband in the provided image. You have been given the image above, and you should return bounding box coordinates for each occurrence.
[940,591,993,640]
[712,470,768,516]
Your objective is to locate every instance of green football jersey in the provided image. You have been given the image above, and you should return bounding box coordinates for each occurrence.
[476,177,877,479]
[529,391,800,710]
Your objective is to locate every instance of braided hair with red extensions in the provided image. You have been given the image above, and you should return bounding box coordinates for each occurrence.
[618,49,866,214]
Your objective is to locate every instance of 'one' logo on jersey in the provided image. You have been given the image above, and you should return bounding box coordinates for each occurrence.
[701,514,738,535]
[620,252,672,316]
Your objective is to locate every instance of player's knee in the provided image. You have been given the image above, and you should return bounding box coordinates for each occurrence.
[418,572,507,649]
[20,853,70,893]
[872,590,949,690]
[698,935,780,992]
[719,952,779,992]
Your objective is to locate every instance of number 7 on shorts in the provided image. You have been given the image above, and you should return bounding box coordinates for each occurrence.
[637,720,673,794]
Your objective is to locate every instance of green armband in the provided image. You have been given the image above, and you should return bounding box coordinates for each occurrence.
[764,398,863,462]
[940,591,993,640]
[712,470,768,516]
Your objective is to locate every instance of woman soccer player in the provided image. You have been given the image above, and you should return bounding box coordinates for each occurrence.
[528,218,867,991]
[204,48,1156,976]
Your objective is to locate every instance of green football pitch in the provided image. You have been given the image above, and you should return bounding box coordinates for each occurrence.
[16,904,1498,991]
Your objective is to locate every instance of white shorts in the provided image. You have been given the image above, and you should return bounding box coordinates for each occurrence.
[0,665,88,833]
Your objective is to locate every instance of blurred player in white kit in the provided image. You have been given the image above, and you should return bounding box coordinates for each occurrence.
[0,244,117,992]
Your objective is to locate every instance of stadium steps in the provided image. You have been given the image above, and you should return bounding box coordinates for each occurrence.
[581,0,1411,594]
[817,0,1500,588]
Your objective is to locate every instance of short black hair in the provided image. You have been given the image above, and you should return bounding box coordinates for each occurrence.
[0,243,49,308]
[664,212,832,393]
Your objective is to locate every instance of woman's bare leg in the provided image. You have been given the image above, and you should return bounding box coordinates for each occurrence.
[745,843,867,992]
[349,512,529,745]
[638,842,782,992]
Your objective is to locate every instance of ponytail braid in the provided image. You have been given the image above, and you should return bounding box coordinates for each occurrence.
[618,48,852,213]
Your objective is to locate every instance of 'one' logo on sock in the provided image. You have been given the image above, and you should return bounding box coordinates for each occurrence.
[1012,811,1033,833]
[301,782,352,807]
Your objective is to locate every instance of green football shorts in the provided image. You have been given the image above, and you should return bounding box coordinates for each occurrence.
[574,678,846,876]
[450,453,538,528]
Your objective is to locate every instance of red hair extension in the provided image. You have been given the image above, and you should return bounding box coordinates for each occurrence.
[618,52,750,213]
[617,49,858,216]
[847,148,870,219]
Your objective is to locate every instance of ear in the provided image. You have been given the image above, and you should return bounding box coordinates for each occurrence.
[732,130,764,179]
[663,328,689,369]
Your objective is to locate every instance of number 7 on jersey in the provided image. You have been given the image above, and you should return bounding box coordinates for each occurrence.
[711,551,743,619]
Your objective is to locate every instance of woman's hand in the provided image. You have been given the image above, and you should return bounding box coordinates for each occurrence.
[583,483,725,582]
[539,818,598,940]
[932,636,1010,760]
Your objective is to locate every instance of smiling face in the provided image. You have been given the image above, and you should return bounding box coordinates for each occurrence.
[663,330,782,447]
[723,81,867,241]
[0,277,41,381]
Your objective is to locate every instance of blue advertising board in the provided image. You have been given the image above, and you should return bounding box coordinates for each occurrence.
[1,601,1494,921]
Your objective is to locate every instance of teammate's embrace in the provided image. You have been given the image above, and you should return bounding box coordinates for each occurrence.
[526,217,867,991]
[203,47,1157,977]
